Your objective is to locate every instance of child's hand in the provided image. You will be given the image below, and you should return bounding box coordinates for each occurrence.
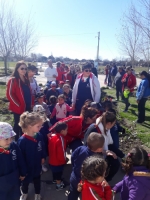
[106,150,117,159]
[20,176,25,181]
[41,158,45,164]
[101,179,109,187]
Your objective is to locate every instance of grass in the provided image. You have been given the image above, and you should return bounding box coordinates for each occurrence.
[103,87,150,148]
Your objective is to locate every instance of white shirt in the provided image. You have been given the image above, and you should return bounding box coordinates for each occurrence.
[44,67,58,81]
[96,119,113,151]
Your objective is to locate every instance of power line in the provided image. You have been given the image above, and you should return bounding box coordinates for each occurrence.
[39,32,96,38]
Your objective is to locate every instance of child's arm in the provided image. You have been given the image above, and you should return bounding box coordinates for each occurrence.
[56,139,66,164]
[112,180,124,193]
[66,104,75,112]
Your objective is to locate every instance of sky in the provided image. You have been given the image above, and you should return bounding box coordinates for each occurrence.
[8,0,137,60]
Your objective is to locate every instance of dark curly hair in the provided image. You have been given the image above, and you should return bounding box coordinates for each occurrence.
[122,146,149,175]
[81,155,107,181]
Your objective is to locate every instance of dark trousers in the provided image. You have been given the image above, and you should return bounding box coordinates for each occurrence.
[52,171,63,181]
[116,84,123,100]
[22,176,41,194]
[138,98,147,123]
[104,75,108,83]
[68,183,80,200]
[69,139,83,152]
[105,156,120,182]
[13,113,23,140]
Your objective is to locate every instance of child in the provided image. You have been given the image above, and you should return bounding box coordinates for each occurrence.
[18,112,45,200]
[33,105,51,172]
[112,146,150,200]
[78,156,112,200]
[51,94,74,121]
[49,95,57,125]
[63,84,72,106]
[48,122,68,190]
[0,122,26,200]
[46,81,59,104]
[57,81,64,95]
[35,93,51,117]
[68,132,105,200]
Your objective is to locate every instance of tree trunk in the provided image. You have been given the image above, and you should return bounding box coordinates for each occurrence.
[4,56,7,75]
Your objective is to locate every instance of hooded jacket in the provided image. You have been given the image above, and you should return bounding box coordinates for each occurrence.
[113,166,150,200]
[121,73,136,92]
[136,78,150,100]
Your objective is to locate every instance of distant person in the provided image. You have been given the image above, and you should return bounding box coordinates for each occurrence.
[63,84,72,106]
[112,146,150,200]
[27,64,40,98]
[136,71,150,123]
[121,67,136,112]
[115,66,125,101]
[72,63,101,115]
[57,81,64,95]
[111,63,117,87]
[104,64,109,84]
[56,62,66,84]
[44,59,58,82]
[91,62,98,77]
[6,61,33,140]
[107,65,112,87]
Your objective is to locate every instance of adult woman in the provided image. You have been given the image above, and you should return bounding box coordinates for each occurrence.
[74,65,81,80]
[70,65,76,88]
[27,64,40,98]
[136,71,150,123]
[63,84,72,106]
[6,61,33,140]
[56,61,66,84]
[104,64,109,84]
[121,66,136,112]
[72,63,101,115]
[49,103,99,151]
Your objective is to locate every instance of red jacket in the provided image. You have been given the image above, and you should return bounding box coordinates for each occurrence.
[49,115,83,145]
[121,73,136,92]
[56,67,67,82]
[6,78,33,114]
[48,134,67,166]
[81,180,112,200]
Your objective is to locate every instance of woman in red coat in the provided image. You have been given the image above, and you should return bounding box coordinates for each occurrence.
[49,102,99,151]
[6,61,33,140]
[121,66,136,112]
[56,62,67,84]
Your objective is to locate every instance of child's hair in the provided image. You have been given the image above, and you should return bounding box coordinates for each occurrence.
[19,112,44,132]
[49,95,57,105]
[103,101,113,111]
[81,102,99,122]
[122,146,150,175]
[58,94,65,100]
[54,122,68,133]
[108,108,116,115]
[87,132,105,151]
[77,155,107,192]
[97,111,116,135]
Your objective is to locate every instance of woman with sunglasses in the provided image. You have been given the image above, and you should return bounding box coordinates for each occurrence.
[6,61,33,140]
[72,63,101,115]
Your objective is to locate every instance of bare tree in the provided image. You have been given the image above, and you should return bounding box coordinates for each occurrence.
[118,20,141,67]
[0,1,37,74]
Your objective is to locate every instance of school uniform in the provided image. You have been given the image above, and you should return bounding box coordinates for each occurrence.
[18,133,46,194]
[0,142,26,200]
[68,146,103,200]
[81,180,112,200]
[48,133,67,181]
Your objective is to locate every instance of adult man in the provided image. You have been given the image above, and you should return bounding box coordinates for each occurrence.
[111,63,117,87]
[44,59,58,82]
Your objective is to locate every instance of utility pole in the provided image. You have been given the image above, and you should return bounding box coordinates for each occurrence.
[97,32,100,61]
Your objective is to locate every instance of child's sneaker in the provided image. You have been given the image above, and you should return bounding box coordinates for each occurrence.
[56,182,65,191]
[42,164,48,172]
[20,194,28,200]
[35,194,42,200]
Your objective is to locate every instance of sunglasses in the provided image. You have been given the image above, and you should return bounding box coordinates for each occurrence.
[85,69,91,72]
[20,68,27,71]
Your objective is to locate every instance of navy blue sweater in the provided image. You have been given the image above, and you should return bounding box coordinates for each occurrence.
[18,133,45,183]
[0,142,26,177]
[70,146,103,188]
